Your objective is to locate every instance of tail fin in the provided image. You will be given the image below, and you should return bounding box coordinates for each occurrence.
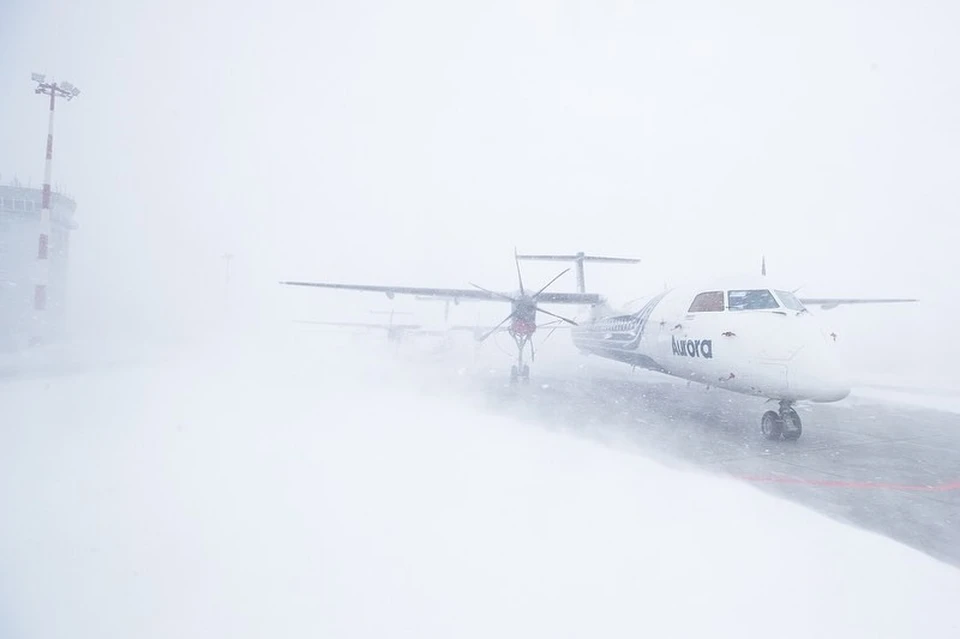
[515,252,640,293]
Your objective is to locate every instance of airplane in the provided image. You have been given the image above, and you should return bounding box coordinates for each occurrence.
[280,251,916,441]
[296,304,566,346]
[294,310,425,343]
[294,306,560,343]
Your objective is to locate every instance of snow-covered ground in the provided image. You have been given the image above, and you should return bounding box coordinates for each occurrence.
[846,371,960,415]
[849,386,960,415]
[1,332,958,638]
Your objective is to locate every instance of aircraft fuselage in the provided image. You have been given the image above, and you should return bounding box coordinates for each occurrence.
[570,283,852,404]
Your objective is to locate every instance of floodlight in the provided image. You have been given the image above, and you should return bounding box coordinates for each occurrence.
[60,81,74,92]
[71,87,80,97]
[31,72,46,83]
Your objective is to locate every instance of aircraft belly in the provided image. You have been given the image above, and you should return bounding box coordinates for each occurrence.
[579,345,664,372]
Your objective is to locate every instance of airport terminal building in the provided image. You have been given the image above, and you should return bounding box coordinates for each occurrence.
[0,182,77,351]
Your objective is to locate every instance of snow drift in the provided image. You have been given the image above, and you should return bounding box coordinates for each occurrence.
[1,332,957,638]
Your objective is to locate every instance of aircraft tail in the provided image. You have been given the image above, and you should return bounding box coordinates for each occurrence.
[515,252,640,293]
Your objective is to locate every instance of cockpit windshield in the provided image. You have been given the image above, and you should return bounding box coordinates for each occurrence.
[727,289,780,311]
[775,290,806,311]
[688,291,724,312]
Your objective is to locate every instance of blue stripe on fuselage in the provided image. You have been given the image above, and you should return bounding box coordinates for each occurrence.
[572,291,668,353]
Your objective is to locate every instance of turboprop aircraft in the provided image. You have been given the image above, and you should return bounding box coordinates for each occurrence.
[280,251,915,441]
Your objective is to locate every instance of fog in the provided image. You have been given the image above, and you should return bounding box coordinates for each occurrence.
[2,1,958,361]
[2,0,960,635]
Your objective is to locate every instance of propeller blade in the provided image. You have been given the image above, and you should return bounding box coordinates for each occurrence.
[534,306,578,326]
[468,282,516,303]
[514,247,525,296]
[536,319,563,329]
[477,312,515,343]
[540,325,561,347]
[532,268,571,300]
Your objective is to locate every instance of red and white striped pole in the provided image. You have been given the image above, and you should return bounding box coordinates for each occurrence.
[30,73,78,346]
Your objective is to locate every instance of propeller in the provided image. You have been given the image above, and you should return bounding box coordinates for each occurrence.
[471,258,579,345]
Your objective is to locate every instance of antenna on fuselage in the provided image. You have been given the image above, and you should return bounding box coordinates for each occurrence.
[514,251,641,293]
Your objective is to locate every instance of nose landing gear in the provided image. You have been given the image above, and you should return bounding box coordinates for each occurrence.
[761,401,803,441]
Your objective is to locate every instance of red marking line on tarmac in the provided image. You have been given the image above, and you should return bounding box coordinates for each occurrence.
[738,476,960,493]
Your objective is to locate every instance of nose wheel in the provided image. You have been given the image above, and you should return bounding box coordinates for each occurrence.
[761,402,803,441]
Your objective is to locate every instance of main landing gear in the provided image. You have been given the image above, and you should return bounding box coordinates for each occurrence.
[761,400,803,441]
[510,363,531,384]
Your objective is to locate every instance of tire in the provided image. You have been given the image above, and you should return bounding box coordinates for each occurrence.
[761,410,783,440]
[780,407,802,441]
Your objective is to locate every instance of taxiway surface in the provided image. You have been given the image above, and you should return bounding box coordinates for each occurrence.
[443,359,960,568]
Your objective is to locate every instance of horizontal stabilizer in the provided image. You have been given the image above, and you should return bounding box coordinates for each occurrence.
[514,251,641,293]
[516,254,641,264]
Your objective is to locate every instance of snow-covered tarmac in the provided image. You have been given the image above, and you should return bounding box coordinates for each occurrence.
[1,332,958,638]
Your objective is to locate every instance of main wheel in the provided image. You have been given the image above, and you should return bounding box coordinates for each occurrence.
[761,410,783,440]
[780,407,802,441]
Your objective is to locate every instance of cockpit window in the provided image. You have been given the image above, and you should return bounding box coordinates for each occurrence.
[775,290,806,311]
[688,291,724,312]
[727,289,779,311]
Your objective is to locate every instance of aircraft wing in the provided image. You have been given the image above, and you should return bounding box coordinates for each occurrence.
[280,281,602,305]
[798,297,918,310]
[535,292,603,304]
[294,320,423,330]
[281,281,496,301]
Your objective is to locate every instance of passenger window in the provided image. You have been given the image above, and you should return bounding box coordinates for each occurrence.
[728,289,779,311]
[688,291,724,312]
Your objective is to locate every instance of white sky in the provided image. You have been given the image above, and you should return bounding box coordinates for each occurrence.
[1,0,957,375]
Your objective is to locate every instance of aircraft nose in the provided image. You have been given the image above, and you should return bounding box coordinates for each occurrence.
[805,371,852,402]
[788,344,852,403]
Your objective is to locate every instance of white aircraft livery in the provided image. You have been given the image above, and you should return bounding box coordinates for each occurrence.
[282,251,915,441]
